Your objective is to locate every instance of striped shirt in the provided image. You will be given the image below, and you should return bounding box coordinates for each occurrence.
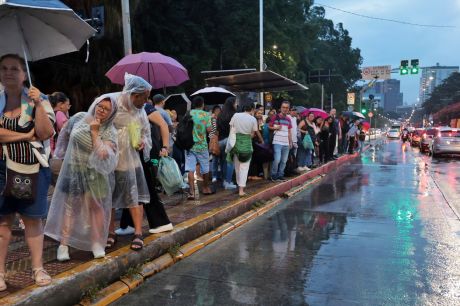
[0,114,37,164]
[270,114,292,146]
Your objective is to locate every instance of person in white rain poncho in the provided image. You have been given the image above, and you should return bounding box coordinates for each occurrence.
[44,94,118,260]
[108,74,152,251]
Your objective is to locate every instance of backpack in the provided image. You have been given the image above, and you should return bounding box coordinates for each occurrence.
[175,111,195,150]
[359,130,366,141]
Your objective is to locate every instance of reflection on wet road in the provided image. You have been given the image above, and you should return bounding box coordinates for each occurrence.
[113,139,460,306]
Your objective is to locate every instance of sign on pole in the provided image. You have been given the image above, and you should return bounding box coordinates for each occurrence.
[347,92,355,105]
[361,65,391,80]
[368,112,374,118]
[265,93,272,102]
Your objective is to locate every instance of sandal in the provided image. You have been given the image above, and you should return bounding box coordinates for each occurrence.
[186,192,195,201]
[130,234,144,251]
[106,233,117,249]
[32,268,51,287]
[0,272,6,292]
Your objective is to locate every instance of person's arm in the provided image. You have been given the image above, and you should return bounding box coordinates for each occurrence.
[0,128,35,143]
[29,87,54,141]
[206,115,212,133]
[298,120,307,134]
[268,115,280,131]
[148,111,169,156]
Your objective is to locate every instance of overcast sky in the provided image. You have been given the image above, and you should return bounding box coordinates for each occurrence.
[320,0,460,105]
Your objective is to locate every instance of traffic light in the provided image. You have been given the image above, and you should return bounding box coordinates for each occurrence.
[400,60,409,75]
[361,104,367,114]
[410,59,419,74]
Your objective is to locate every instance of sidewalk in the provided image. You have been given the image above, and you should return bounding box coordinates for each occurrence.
[0,151,364,306]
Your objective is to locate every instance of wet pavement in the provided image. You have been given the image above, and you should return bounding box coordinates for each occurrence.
[113,139,460,306]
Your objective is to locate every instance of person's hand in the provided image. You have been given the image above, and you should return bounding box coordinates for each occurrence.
[159,147,168,157]
[137,141,145,151]
[26,128,36,141]
[28,86,42,103]
[90,118,101,133]
[293,143,298,149]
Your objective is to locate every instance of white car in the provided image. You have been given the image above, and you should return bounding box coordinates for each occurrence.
[387,129,400,139]
[432,127,460,157]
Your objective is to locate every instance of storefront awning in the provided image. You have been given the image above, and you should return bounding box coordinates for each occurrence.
[205,70,308,92]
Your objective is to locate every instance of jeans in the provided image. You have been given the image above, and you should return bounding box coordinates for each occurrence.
[218,138,234,183]
[271,144,290,179]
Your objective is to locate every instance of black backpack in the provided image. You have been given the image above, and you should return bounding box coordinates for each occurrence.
[175,111,195,150]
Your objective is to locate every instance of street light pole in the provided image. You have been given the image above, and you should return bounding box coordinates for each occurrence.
[259,0,264,108]
[121,0,132,55]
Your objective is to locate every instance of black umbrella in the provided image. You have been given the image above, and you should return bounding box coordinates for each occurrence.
[164,93,191,117]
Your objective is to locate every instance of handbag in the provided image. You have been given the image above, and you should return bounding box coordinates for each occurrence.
[302,134,314,150]
[209,134,220,156]
[2,145,39,202]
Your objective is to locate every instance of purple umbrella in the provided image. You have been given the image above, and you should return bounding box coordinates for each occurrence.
[105,52,189,89]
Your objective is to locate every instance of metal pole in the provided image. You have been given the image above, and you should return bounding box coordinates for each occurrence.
[259,0,264,110]
[330,93,333,109]
[321,84,324,109]
[121,0,132,55]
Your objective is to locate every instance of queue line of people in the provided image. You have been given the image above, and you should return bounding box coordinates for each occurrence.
[0,54,367,292]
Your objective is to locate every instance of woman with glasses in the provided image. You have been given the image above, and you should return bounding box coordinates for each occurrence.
[45,94,118,261]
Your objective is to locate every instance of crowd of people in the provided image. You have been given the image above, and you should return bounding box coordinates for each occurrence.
[0,54,367,291]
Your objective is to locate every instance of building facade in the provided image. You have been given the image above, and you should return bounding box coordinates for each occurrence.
[365,79,403,112]
[419,64,459,104]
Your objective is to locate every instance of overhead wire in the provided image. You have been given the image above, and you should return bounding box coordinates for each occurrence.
[316,3,456,28]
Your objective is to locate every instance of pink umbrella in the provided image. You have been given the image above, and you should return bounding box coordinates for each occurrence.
[361,121,371,131]
[301,108,328,119]
[105,52,189,89]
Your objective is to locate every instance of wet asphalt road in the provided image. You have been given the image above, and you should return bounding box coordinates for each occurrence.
[113,139,460,306]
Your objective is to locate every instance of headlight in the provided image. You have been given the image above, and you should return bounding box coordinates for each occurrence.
[446,141,451,145]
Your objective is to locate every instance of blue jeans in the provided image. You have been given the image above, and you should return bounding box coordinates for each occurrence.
[217,138,234,183]
[271,144,290,179]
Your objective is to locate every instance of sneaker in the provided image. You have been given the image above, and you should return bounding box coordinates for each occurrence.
[276,177,287,182]
[304,166,311,171]
[296,167,304,172]
[212,177,217,183]
[57,245,70,262]
[223,181,237,190]
[115,226,135,236]
[149,223,174,234]
[92,243,105,259]
[270,177,278,182]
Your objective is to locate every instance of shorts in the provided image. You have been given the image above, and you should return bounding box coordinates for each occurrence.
[185,150,210,174]
[0,160,51,219]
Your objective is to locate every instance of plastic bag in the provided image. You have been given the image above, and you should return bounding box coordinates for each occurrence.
[157,156,183,195]
[127,121,141,149]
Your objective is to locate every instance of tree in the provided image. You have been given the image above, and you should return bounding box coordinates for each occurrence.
[423,72,460,115]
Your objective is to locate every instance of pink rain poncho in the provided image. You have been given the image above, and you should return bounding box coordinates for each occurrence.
[111,73,152,208]
[45,94,119,251]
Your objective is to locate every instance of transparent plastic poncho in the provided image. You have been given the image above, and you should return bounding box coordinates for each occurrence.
[111,73,153,208]
[45,94,119,251]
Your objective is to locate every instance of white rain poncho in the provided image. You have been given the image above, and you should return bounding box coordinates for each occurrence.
[44,94,119,251]
[111,73,152,208]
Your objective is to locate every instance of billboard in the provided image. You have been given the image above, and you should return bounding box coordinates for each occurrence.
[361,65,392,80]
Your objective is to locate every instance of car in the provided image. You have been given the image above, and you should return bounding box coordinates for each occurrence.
[410,129,424,146]
[420,127,439,154]
[431,127,460,157]
[387,129,400,139]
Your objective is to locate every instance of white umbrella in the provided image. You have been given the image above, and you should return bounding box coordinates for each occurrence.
[0,0,96,84]
[352,111,366,119]
[190,87,235,105]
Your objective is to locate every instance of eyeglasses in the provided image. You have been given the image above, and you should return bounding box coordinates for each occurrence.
[96,104,112,113]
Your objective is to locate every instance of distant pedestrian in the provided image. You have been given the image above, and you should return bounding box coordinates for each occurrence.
[49,92,70,155]
[217,97,237,189]
[347,119,360,154]
[185,96,213,199]
[269,101,292,181]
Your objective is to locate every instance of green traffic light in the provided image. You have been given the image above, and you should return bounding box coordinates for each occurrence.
[361,108,367,114]
[400,68,409,75]
[411,67,419,74]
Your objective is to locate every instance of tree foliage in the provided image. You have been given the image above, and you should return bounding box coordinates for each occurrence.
[27,0,362,113]
[423,72,460,115]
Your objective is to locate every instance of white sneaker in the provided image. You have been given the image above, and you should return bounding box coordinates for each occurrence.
[223,181,237,190]
[212,177,217,183]
[304,166,311,171]
[148,223,174,234]
[92,243,105,259]
[296,167,305,172]
[115,226,135,236]
[57,245,70,262]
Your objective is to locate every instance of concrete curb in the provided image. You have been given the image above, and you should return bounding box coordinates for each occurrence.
[1,152,360,306]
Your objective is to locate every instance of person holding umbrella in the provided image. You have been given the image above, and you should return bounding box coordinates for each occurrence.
[0,54,55,290]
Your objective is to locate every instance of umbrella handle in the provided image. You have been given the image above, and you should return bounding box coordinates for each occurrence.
[22,47,33,88]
